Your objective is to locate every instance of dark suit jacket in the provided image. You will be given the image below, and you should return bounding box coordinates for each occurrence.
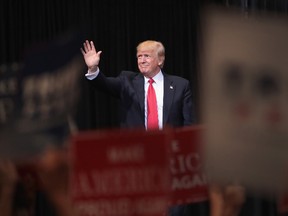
[89,70,201,216]
[89,70,195,128]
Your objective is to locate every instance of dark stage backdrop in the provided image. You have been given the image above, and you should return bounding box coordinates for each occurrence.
[3,0,286,131]
[0,0,202,130]
[1,1,288,129]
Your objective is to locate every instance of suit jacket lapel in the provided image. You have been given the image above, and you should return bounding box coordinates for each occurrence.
[163,74,174,125]
[133,74,145,117]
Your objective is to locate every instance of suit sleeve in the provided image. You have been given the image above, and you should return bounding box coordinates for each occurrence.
[182,80,196,125]
[89,71,122,98]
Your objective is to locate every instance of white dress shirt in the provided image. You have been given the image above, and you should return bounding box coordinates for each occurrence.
[85,69,164,129]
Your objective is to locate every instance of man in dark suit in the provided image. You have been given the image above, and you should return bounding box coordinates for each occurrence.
[80,40,204,216]
[80,39,195,129]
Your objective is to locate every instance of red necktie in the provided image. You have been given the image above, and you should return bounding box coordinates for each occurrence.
[147,78,159,129]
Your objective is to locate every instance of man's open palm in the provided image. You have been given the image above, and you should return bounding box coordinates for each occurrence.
[81,40,102,69]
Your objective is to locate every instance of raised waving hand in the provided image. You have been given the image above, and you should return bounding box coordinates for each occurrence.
[80,40,102,72]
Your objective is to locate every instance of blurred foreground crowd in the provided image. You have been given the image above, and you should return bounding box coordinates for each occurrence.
[0,146,77,216]
[0,144,248,216]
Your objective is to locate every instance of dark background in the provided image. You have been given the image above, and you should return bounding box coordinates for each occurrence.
[1,0,288,130]
[1,0,288,215]
[1,0,202,130]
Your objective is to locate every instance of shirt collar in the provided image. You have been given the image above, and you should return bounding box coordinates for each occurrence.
[144,70,163,84]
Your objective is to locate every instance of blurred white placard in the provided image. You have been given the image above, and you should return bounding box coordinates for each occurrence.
[201,6,288,194]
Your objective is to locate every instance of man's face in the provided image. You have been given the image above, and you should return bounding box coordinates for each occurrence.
[137,48,161,78]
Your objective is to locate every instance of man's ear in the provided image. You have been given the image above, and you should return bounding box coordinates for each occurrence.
[158,56,165,67]
[158,60,163,66]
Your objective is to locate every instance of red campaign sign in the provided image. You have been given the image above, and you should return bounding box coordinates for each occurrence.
[169,126,208,205]
[69,128,172,216]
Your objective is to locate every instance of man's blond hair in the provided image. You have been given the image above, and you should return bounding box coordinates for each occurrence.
[136,40,165,68]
